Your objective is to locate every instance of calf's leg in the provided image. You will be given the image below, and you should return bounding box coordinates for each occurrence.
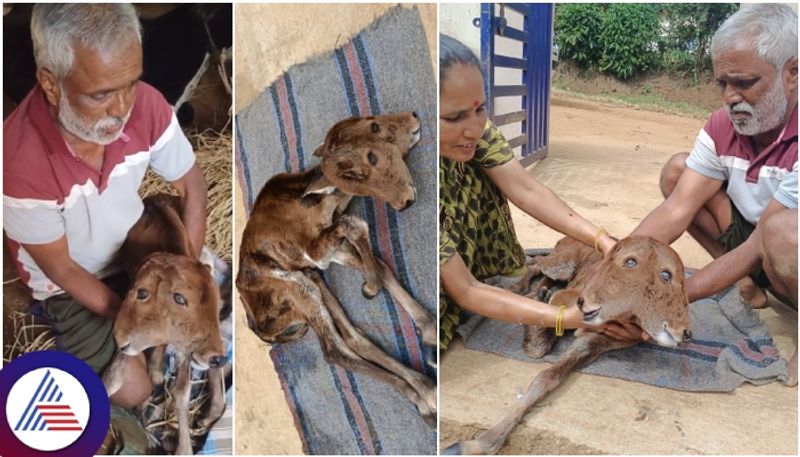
[334,244,437,347]
[198,367,227,429]
[444,332,633,455]
[307,215,383,298]
[267,268,436,426]
[174,352,193,455]
[307,270,436,417]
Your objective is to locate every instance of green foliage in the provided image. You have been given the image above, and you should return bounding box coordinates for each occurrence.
[660,49,697,76]
[555,3,603,67]
[598,4,661,79]
[659,3,738,78]
[554,3,738,81]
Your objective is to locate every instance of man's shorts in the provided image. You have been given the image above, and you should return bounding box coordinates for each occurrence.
[29,272,129,375]
[716,201,771,289]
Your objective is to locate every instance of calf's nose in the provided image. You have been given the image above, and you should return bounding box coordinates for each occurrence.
[682,329,692,342]
[411,111,418,119]
[398,186,417,211]
[208,355,228,369]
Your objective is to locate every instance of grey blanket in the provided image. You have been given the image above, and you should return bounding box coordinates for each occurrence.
[235,6,436,455]
[458,280,790,391]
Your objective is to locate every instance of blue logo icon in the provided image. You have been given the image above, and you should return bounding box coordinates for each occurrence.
[0,351,110,457]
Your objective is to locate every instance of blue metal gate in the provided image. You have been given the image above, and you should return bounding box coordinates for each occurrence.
[479,3,553,165]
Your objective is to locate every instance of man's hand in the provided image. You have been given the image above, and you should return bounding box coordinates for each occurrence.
[601,320,650,342]
[170,163,208,258]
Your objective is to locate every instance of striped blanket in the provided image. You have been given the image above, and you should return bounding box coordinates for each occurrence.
[236,6,436,455]
[458,278,790,391]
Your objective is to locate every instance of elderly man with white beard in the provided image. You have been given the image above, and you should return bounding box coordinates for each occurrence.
[3,4,207,408]
[632,4,798,384]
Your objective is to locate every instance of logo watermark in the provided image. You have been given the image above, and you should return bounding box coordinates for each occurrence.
[0,351,109,457]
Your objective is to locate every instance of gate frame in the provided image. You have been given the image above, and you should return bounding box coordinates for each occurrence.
[480,3,553,166]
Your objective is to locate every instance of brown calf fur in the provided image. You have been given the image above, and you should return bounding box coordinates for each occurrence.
[236,112,437,425]
[445,236,691,454]
[103,194,227,455]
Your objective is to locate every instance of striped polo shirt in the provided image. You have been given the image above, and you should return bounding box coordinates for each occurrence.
[686,106,798,225]
[3,82,195,300]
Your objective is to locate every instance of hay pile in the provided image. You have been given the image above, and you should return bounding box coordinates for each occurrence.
[139,126,232,262]
[3,311,56,363]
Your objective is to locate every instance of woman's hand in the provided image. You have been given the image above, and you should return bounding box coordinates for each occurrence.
[598,233,617,256]
[601,320,649,342]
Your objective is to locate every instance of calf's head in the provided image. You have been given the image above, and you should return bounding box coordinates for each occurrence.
[313,112,421,211]
[577,236,691,347]
[113,253,228,369]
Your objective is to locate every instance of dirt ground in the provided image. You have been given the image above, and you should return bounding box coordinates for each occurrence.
[553,61,722,115]
[440,95,798,454]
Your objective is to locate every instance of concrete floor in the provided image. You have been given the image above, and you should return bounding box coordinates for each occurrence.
[235,3,436,114]
[440,95,798,454]
[233,4,436,454]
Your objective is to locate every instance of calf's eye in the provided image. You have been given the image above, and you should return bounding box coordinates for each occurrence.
[623,258,638,268]
[371,122,380,133]
[136,289,149,300]
[660,270,672,284]
[173,293,187,306]
[368,151,378,165]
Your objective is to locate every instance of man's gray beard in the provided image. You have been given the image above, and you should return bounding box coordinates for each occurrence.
[726,75,788,136]
[58,87,131,145]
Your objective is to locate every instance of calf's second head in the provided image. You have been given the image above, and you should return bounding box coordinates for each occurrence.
[577,236,691,347]
[313,112,421,211]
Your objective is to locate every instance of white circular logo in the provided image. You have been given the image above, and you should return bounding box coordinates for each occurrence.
[5,367,90,451]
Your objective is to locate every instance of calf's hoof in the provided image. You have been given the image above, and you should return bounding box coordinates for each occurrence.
[361,282,380,299]
[422,345,437,370]
[536,286,552,302]
[522,326,557,358]
[151,383,166,403]
[786,350,797,387]
[420,409,437,428]
[442,443,463,455]
[198,404,227,429]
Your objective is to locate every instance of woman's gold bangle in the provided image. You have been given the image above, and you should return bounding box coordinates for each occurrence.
[555,304,567,337]
[594,226,608,253]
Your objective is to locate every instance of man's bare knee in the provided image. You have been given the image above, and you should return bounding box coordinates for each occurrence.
[660,153,690,198]
[760,210,798,263]
[759,209,798,302]
[110,356,153,408]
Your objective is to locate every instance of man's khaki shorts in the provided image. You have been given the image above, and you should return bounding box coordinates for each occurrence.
[716,201,771,289]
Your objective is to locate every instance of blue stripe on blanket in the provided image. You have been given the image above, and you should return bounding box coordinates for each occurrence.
[234,123,254,213]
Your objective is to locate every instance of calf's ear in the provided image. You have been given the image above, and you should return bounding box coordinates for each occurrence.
[304,175,336,195]
[537,251,578,282]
